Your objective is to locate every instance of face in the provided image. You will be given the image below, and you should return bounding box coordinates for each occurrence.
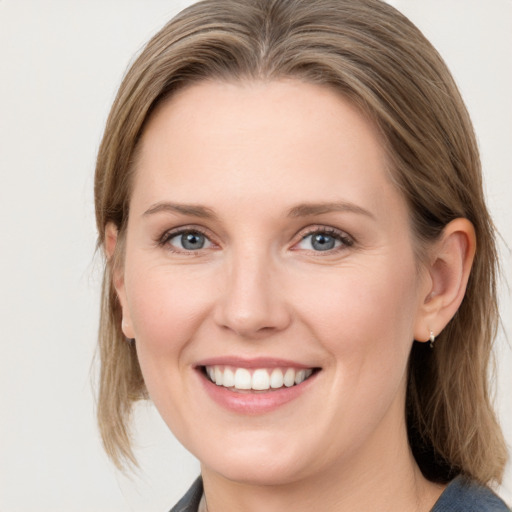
[114,80,430,486]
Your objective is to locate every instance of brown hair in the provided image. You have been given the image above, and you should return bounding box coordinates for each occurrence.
[94,0,507,483]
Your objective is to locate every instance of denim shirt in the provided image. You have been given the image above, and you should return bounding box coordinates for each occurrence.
[169,476,510,512]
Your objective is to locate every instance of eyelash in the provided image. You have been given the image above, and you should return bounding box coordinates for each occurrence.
[157,226,213,254]
[295,226,354,254]
[157,225,354,255]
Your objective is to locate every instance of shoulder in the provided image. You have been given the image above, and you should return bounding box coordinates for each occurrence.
[431,476,510,512]
[169,477,203,512]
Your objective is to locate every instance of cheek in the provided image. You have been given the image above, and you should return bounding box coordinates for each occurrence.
[294,258,420,366]
[122,261,214,438]
[123,262,214,356]
[298,258,420,434]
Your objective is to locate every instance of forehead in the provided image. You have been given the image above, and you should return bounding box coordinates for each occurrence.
[131,79,405,224]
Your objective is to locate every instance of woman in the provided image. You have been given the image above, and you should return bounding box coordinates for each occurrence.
[94,0,509,510]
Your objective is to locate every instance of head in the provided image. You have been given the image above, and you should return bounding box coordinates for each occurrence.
[94,0,506,484]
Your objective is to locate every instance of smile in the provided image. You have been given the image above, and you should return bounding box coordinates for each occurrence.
[204,365,315,391]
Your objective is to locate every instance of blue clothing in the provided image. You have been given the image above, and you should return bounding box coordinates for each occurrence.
[169,475,510,511]
[170,477,203,512]
[431,476,510,511]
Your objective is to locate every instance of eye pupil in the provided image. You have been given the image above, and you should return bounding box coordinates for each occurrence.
[311,233,335,251]
[181,232,205,250]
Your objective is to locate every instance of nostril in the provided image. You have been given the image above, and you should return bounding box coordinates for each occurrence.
[214,303,292,338]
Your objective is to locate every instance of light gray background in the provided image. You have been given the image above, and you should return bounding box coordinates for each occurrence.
[0,1,510,511]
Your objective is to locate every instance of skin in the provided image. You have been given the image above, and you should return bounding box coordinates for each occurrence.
[107,80,475,512]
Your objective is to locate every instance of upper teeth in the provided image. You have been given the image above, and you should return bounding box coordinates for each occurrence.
[206,366,313,391]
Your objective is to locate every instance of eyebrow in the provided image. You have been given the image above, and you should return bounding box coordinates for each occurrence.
[287,201,375,219]
[143,202,217,219]
[143,200,374,220]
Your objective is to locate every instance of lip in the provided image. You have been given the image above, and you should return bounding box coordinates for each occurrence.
[194,357,320,415]
[195,356,314,369]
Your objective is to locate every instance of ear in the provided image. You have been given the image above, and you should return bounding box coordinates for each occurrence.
[414,218,476,343]
[104,222,119,261]
[105,223,135,339]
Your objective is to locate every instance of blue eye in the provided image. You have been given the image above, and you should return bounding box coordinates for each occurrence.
[310,233,337,251]
[296,230,352,252]
[166,230,212,251]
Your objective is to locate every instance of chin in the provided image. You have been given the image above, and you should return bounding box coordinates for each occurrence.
[204,456,309,487]
[193,430,323,487]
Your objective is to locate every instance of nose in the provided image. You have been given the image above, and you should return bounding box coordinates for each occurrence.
[213,250,292,339]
